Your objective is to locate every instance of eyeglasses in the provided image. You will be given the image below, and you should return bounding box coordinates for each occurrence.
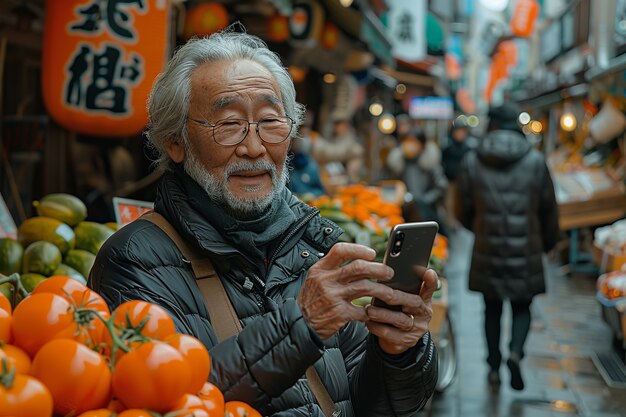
[188,116,294,146]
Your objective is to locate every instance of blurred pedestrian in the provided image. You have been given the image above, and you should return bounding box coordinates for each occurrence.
[312,116,365,185]
[456,102,560,391]
[386,127,448,235]
[288,111,326,198]
[442,119,473,232]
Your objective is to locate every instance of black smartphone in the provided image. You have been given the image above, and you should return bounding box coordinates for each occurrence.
[372,221,439,310]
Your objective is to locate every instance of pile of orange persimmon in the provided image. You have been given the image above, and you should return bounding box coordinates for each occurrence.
[0,274,260,417]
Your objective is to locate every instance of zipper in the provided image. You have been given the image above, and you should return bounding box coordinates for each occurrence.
[266,207,320,274]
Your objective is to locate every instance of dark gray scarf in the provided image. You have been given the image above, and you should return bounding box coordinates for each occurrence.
[178,166,297,261]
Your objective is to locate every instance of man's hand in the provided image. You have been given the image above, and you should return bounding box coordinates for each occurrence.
[298,242,394,340]
[364,269,438,355]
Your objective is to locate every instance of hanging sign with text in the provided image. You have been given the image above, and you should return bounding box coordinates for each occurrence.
[42,0,171,137]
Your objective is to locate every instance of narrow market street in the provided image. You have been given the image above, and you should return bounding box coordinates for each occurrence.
[421,228,626,417]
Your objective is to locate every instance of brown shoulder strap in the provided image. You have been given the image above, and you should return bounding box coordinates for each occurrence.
[141,211,241,340]
[140,211,337,417]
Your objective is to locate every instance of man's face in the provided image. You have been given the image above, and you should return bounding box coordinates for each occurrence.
[453,127,468,142]
[167,59,291,218]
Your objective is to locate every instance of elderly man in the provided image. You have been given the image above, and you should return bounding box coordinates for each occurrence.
[89,31,437,416]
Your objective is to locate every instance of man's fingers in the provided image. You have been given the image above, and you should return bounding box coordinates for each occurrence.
[419,269,439,304]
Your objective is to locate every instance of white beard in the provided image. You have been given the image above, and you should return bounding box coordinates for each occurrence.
[183,149,289,219]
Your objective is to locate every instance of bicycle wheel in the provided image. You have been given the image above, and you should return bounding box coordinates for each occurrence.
[435,313,457,392]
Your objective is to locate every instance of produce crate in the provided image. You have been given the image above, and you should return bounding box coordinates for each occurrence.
[592,241,626,272]
[597,292,626,348]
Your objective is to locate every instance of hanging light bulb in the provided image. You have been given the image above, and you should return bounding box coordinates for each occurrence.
[560,113,577,132]
[369,102,383,116]
[518,112,531,125]
[378,114,396,134]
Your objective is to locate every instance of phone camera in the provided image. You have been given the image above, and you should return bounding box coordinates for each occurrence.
[391,231,404,256]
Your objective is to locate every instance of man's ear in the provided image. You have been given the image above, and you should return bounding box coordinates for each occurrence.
[165,139,185,163]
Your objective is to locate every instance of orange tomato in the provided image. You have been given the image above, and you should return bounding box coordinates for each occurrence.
[76,410,116,417]
[197,381,225,416]
[107,397,127,412]
[33,275,110,314]
[0,344,31,374]
[12,293,76,357]
[170,393,210,415]
[117,410,155,417]
[0,371,53,416]
[112,341,192,413]
[31,339,112,415]
[109,300,176,341]
[224,401,263,417]
[0,292,12,314]
[172,410,210,417]
[0,307,12,344]
[165,333,211,394]
[32,275,111,349]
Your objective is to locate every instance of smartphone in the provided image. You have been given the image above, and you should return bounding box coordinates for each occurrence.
[372,221,439,310]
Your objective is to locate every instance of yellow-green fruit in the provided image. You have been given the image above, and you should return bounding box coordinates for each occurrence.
[0,238,24,275]
[33,193,88,227]
[0,282,22,305]
[52,263,87,285]
[22,241,62,277]
[20,273,47,293]
[74,221,114,255]
[104,222,119,232]
[63,249,96,279]
[351,296,372,307]
[17,216,76,255]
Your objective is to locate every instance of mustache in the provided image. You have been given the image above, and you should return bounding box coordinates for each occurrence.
[224,160,277,179]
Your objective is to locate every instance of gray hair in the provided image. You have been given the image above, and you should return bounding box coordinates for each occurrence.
[146,30,305,169]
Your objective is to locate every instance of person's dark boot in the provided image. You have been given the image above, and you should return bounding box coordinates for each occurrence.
[507,353,524,390]
[487,369,501,389]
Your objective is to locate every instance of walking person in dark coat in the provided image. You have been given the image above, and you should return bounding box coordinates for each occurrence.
[456,102,560,391]
[442,120,473,231]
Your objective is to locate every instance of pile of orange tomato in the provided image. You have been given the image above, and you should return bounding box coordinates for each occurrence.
[0,275,260,417]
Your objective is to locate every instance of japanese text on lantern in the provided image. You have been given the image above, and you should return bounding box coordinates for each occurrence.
[42,0,170,137]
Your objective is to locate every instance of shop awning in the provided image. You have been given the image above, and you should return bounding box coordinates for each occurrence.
[270,0,395,67]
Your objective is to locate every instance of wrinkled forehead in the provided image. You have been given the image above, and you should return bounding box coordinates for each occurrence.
[190,59,283,113]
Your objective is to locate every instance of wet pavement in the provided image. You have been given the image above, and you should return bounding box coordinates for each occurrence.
[419,228,626,417]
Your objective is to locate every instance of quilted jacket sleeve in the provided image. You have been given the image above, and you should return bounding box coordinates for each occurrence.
[338,320,438,416]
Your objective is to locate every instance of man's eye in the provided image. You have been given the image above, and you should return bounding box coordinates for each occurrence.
[219,120,244,127]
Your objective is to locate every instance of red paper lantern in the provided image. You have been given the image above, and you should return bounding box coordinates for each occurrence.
[321,22,339,49]
[510,0,540,38]
[267,14,289,43]
[184,3,229,39]
[42,0,171,137]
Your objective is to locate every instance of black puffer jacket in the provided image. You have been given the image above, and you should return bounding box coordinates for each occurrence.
[456,129,559,301]
[89,170,437,416]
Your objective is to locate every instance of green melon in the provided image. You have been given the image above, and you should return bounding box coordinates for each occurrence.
[0,238,24,275]
[21,273,47,293]
[63,249,96,279]
[0,282,22,305]
[18,216,76,254]
[33,193,87,227]
[52,263,87,285]
[104,222,119,232]
[22,241,62,277]
[74,221,114,255]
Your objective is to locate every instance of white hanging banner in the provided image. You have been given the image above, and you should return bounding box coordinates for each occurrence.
[386,0,426,62]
